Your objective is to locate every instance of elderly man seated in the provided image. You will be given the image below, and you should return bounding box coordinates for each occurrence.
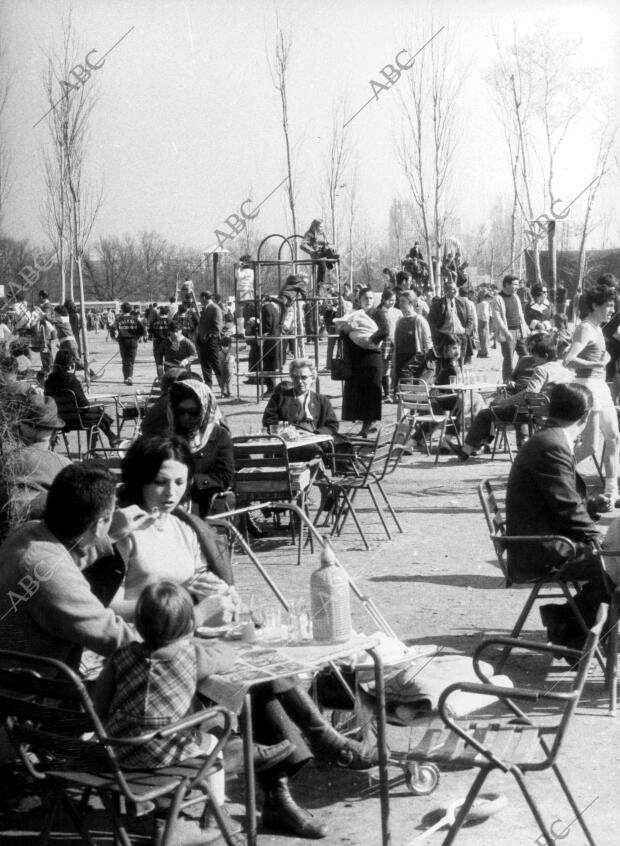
[447,334,573,460]
[262,358,339,437]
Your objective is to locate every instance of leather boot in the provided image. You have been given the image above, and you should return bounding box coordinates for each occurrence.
[278,687,380,769]
[261,775,327,839]
[223,737,294,774]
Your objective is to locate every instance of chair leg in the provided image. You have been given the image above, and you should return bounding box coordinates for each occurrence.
[604,597,618,714]
[196,785,241,846]
[60,788,98,846]
[337,489,369,550]
[550,762,598,846]
[334,487,359,537]
[376,480,402,533]
[367,484,392,540]
[434,418,448,464]
[39,784,62,846]
[441,768,490,846]
[511,766,558,846]
[495,584,542,672]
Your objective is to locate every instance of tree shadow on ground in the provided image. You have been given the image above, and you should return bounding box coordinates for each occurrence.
[370,573,505,589]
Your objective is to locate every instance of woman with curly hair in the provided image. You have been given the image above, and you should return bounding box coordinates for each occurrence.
[564,273,620,504]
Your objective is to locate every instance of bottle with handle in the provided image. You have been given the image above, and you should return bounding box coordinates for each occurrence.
[310,539,352,643]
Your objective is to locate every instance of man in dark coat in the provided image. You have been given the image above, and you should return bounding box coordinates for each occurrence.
[506,382,611,646]
[114,301,144,385]
[262,358,339,436]
[197,291,223,390]
[260,295,282,398]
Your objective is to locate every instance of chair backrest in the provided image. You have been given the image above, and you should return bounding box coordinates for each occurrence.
[373,419,415,480]
[546,604,607,763]
[52,390,86,431]
[523,391,550,432]
[397,380,435,419]
[233,434,293,501]
[0,649,119,777]
[0,648,230,807]
[478,478,509,580]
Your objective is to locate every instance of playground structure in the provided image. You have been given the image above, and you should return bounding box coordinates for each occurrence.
[233,232,342,401]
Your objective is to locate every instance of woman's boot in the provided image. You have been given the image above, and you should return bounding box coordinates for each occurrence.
[261,774,327,839]
[278,686,379,769]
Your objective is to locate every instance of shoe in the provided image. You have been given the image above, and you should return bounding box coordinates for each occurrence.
[334,738,380,770]
[261,777,327,839]
[224,737,294,774]
[245,514,264,538]
[540,604,570,646]
[383,395,393,403]
[445,438,469,461]
[108,435,121,449]
[125,377,133,386]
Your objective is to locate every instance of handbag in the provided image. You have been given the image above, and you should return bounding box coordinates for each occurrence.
[330,336,352,381]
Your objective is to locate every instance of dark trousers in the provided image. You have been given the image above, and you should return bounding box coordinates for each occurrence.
[251,683,313,778]
[199,334,222,388]
[118,338,138,380]
[152,339,165,373]
[500,329,527,381]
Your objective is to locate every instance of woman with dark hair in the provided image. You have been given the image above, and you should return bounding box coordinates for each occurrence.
[340,288,388,436]
[564,273,620,504]
[111,434,236,623]
[112,434,379,839]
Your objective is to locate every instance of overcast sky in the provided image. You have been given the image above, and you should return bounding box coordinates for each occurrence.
[1,0,619,258]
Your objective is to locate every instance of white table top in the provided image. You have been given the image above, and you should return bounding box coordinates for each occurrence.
[236,432,333,450]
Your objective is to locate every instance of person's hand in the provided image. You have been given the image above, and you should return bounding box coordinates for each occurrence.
[194,594,238,626]
[187,570,229,597]
[108,506,155,542]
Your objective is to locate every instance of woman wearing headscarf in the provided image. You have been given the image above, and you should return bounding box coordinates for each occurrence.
[168,378,234,517]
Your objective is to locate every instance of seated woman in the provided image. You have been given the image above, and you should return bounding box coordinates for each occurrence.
[111,434,379,839]
[44,349,120,447]
[140,375,231,517]
[262,358,338,436]
[447,334,573,461]
[169,378,234,517]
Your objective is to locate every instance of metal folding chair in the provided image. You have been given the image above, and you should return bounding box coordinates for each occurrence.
[50,390,106,459]
[314,423,411,550]
[0,649,237,846]
[402,608,607,846]
[397,381,460,463]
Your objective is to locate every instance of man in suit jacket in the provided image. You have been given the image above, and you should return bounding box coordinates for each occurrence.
[506,382,611,646]
[262,358,338,436]
[427,280,473,365]
[197,290,223,389]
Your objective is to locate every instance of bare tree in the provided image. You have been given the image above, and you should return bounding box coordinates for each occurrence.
[396,22,462,293]
[40,16,103,384]
[134,231,169,301]
[575,125,618,291]
[268,18,298,250]
[93,235,137,300]
[322,96,352,248]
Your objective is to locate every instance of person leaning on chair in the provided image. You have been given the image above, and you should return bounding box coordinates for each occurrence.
[505,382,613,649]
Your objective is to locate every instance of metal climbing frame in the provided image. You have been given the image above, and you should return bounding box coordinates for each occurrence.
[232,233,341,401]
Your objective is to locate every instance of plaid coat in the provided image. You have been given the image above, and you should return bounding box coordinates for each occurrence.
[103,639,203,768]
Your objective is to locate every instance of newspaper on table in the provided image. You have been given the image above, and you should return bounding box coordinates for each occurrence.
[199,635,380,713]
